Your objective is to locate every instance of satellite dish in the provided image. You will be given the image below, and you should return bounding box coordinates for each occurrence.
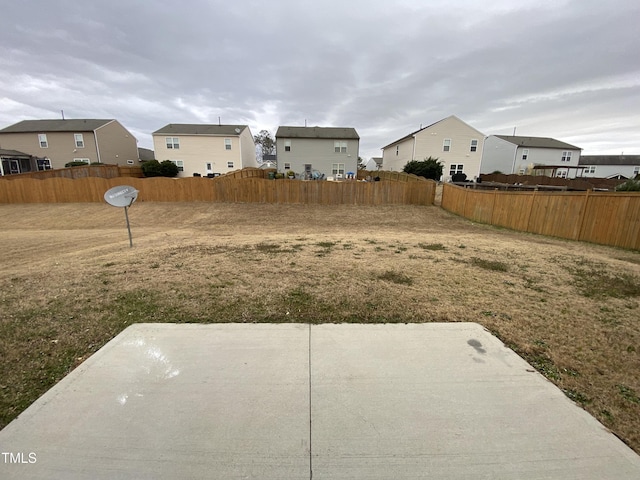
[104,185,139,207]
[104,185,139,247]
[235,128,241,133]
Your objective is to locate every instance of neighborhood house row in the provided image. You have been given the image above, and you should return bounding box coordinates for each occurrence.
[0,116,638,181]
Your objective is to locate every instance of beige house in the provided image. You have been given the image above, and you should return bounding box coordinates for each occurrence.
[152,124,257,177]
[0,119,139,172]
[381,115,485,181]
[275,126,359,179]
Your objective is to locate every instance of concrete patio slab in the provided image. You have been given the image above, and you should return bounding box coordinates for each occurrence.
[1,323,639,479]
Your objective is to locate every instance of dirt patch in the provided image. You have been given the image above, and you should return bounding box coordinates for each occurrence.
[1,202,639,452]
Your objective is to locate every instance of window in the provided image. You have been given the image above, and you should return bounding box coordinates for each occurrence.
[556,170,567,178]
[332,163,345,175]
[225,138,232,150]
[38,134,48,148]
[284,163,291,170]
[449,164,463,175]
[518,167,526,175]
[470,139,478,152]
[583,166,596,175]
[334,141,347,153]
[74,134,84,148]
[171,160,184,172]
[206,163,212,171]
[522,149,529,161]
[443,139,451,152]
[227,161,234,169]
[126,160,134,165]
[36,158,51,171]
[561,151,572,162]
[166,137,180,149]
[633,166,639,177]
[396,145,399,156]
[284,140,291,152]
[73,158,90,164]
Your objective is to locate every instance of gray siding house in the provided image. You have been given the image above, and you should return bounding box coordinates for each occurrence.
[578,155,640,179]
[0,119,139,171]
[481,135,582,178]
[275,126,359,179]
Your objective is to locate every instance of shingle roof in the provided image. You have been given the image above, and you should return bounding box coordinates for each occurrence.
[138,147,155,161]
[494,135,581,150]
[578,155,640,166]
[0,119,113,133]
[0,148,32,157]
[275,126,359,139]
[153,124,248,135]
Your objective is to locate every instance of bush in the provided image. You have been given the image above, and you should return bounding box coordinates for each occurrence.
[141,160,179,178]
[403,156,443,180]
[65,161,91,167]
[615,178,640,192]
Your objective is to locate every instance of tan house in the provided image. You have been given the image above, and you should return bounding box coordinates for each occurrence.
[381,115,485,181]
[152,124,257,177]
[0,119,139,172]
[275,126,359,179]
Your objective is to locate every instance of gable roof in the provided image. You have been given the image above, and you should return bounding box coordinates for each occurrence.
[153,124,248,136]
[0,119,113,133]
[578,155,640,166]
[494,135,581,150]
[381,115,484,150]
[275,126,359,140]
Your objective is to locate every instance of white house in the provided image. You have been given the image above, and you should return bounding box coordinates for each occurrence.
[577,155,640,179]
[152,124,257,177]
[481,135,582,178]
[380,115,485,181]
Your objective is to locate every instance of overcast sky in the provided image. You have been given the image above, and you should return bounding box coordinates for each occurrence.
[1,0,639,159]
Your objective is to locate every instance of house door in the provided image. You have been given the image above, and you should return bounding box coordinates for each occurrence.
[304,164,312,180]
[9,160,20,174]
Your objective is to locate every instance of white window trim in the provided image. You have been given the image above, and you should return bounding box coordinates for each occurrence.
[36,158,52,170]
[395,145,399,156]
[225,138,232,150]
[284,139,291,152]
[334,141,347,153]
[470,139,478,152]
[522,149,529,161]
[171,160,184,171]
[166,137,180,149]
[332,163,345,175]
[38,134,48,148]
[227,161,234,168]
[284,163,291,170]
[206,163,213,171]
[443,139,451,152]
[561,151,572,162]
[449,164,464,175]
[74,133,84,148]
[73,158,90,164]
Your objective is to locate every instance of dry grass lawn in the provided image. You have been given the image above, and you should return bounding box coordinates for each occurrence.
[1,202,639,452]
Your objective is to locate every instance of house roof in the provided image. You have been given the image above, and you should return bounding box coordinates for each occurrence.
[578,155,640,166]
[372,157,383,166]
[0,148,32,158]
[380,115,484,150]
[494,135,581,150]
[153,124,248,135]
[275,126,359,139]
[0,119,113,133]
[138,147,155,162]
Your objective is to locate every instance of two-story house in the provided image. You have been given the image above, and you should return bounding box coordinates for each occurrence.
[481,135,582,178]
[381,116,485,181]
[577,155,640,180]
[152,124,257,177]
[0,119,139,172]
[275,126,359,179]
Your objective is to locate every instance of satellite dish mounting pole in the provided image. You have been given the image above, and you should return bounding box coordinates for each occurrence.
[124,199,134,248]
[104,185,139,248]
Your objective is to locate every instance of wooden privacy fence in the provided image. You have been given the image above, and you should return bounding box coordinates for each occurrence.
[441,183,640,250]
[0,176,436,206]
[0,164,143,180]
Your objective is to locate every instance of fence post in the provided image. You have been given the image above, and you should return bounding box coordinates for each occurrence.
[577,189,591,242]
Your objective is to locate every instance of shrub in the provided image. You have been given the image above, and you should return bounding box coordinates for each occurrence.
[615,178,640,192]
[65,161,90,167]
[403,156,443,180]
[141,160,179,178]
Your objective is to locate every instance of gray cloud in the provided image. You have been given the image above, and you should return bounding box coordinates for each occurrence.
[0,0,638,159]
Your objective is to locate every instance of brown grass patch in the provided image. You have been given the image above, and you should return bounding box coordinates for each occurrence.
[0,202,639,452]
